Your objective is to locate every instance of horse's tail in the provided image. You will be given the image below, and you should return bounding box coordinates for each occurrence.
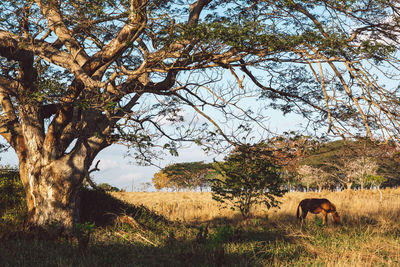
[296,201,301,219]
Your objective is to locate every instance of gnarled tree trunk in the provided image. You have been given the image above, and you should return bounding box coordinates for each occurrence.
[11,111,107,234]
[20,160,85,231]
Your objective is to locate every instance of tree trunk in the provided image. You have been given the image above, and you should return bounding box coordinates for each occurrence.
[21,158,86,234]
[345,182,352,190]
[360,182,364,190]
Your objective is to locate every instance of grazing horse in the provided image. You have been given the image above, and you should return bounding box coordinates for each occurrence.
[296,198,341,225]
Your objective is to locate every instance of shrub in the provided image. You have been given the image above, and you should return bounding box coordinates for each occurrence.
[209,143,286,220]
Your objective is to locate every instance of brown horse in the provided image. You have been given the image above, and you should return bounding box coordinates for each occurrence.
[296,198,341,225]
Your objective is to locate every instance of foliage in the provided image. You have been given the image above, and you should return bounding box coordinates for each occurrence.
[73,222,95,238]
[152,171,170,191]
[345,157,379,189]
[0,168,23,210]
[263,133,322,188]
[162,161,212,191]
[98,183,122,192]
[209,143,286,219]
[299,139,398,189]
[297,164,333,191]
[98,183,121,192]
[267,134,321,172]
[153,161,212,191]
[365,175,387,189]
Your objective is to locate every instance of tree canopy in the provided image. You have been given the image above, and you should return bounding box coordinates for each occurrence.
[153,161,211,191]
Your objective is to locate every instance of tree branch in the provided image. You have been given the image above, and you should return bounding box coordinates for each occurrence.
[34,0,89,66]
[188,0,211,25]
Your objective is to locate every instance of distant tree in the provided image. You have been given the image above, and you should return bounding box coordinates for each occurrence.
[267,134,321,190]
[163,161,212,191]
[98,183,121,192]
[337,172,356,191]
[296,165,313,191]
[297,165,316,191]
[152,171,170,192]
[366,175,388,191]
[301,139,398,189]
[298,164,334,192]
[138,182,152,192]
[345,157,379,190]
[209,143,286,220]
[366,174,387,202]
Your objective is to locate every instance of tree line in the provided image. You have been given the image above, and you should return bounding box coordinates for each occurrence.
[153,136,400,192]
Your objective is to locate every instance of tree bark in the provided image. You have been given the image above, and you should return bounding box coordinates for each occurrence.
[21,157,86,233]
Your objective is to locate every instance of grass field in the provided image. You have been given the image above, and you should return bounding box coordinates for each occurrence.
[2,188,400,266]
[111,189,400,225]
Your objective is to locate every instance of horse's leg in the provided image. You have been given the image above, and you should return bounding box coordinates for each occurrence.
[301,210,308,222]
[322,211,327,225]
[299,210,307,227]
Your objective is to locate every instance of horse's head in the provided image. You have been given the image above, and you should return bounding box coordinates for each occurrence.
[332,211,341,224]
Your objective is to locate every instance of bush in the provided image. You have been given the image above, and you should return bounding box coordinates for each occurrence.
[209,143,286,219]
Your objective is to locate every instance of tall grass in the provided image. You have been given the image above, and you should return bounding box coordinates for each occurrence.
[107,189,400,266]
[112,188,400,227]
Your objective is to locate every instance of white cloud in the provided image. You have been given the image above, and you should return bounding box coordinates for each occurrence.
[97,159,119,170]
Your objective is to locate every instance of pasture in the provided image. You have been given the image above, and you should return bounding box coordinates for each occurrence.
[2,189,400,266]
[111,189,400,225]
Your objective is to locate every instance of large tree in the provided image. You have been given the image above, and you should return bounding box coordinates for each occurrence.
[0,0,399,232]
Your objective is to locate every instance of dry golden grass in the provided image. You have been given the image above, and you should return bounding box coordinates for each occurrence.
[111,191,230,223]
[109,188,400,266]
[112,188,400,227]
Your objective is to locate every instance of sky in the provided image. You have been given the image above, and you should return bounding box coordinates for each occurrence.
[0,109,304,192]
